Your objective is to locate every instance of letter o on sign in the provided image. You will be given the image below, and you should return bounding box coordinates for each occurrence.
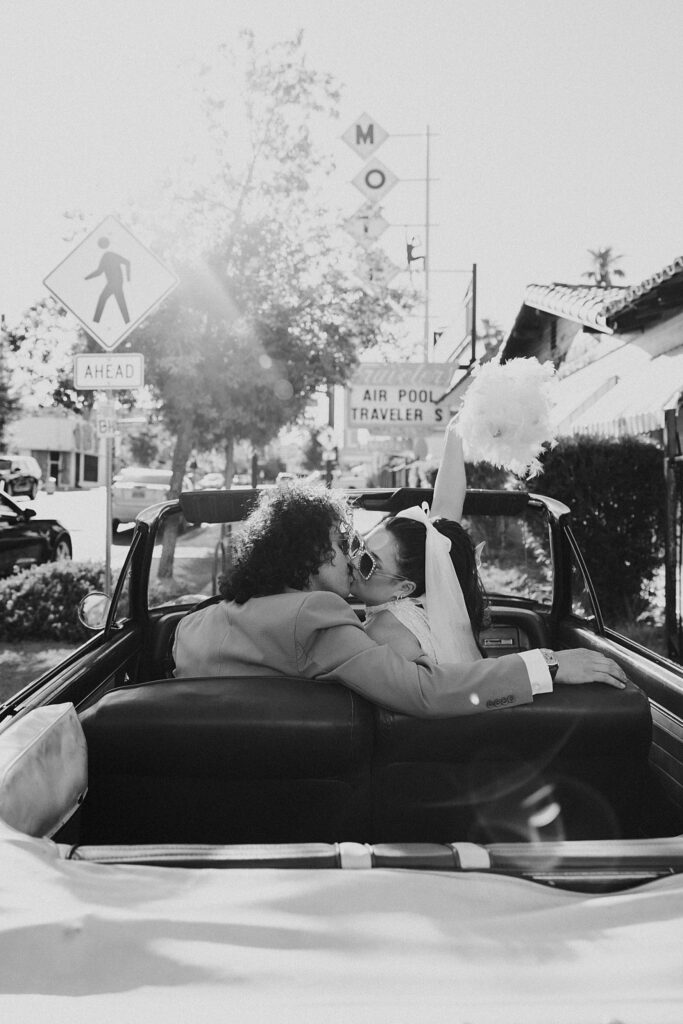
[365,168,386,190]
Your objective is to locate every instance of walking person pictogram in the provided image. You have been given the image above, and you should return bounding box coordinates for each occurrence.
[85,237,131,323]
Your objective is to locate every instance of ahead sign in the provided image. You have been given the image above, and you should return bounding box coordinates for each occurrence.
[44,216,178,352]
[74,353,144,390]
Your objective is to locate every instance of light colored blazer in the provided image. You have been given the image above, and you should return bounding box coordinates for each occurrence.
[173,591,534,719]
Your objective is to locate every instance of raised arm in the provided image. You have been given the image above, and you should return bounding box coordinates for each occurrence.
[430,414,466,521]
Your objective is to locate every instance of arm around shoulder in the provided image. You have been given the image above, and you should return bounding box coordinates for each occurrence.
[296,592,535,717]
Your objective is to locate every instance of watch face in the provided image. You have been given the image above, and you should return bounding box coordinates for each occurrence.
[541,649,558,676]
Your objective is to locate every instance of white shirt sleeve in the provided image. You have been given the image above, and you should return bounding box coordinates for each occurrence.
[518,649,554,695]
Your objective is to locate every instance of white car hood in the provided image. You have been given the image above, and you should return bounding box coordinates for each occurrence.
[1,819,683,1023]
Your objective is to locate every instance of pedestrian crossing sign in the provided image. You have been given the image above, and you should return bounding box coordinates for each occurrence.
[43,216,178,351]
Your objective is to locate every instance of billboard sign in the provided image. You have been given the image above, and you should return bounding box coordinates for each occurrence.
[346,363,459,435]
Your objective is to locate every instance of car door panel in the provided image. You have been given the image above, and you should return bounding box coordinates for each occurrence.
[558,621,683,822]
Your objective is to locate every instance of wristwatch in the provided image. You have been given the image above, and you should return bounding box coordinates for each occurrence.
[539,648,559,680]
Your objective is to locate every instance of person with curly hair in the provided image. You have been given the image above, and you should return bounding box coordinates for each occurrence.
[173,480,627,718]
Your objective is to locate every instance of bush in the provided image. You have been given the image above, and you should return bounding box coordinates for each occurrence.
[531,435,665,621]
[0,561,107,642]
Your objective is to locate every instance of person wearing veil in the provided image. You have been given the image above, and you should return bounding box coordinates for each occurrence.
[349,415,487,664]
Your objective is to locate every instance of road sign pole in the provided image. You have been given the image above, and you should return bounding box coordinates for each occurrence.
[105,435,113,597]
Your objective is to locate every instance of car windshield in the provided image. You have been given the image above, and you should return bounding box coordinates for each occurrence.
[142,493,553,612]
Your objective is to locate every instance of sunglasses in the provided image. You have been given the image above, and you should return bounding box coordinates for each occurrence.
[340,525,406,583]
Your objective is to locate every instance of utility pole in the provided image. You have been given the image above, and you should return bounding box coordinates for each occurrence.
[423,125,432,362]
[470,263,477,364]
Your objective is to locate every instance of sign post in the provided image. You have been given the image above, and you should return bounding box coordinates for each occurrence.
[94,402,117,595]
[44,217,177,593]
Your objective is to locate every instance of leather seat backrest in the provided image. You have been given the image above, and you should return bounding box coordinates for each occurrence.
[82,675,375,778]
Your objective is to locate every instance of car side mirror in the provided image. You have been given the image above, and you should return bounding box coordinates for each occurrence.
[78,591,112,631]
[22,508,37,521]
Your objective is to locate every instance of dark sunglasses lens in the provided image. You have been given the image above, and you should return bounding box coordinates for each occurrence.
[349,533,362,556]
[359,551,375,580]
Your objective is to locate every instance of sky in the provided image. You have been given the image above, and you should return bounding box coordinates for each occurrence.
[2,0,683,347]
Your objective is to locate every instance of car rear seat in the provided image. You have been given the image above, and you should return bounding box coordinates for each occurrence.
[372,679,653,842]
[79,676,374,845]
[78,675,653,846]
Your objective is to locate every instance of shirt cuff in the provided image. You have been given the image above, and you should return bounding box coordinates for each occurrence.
[518,649,554,695]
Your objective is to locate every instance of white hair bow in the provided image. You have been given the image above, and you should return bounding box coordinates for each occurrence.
[394,502,482,663]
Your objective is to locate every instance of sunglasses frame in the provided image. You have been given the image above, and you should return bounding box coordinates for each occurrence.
[346,530,407,584]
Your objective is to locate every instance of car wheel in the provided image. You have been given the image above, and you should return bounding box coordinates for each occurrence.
[112,519,119,535]
[53,537,72,562]
[29,481,38,500]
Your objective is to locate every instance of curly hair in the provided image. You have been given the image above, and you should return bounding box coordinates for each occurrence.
[385,516,489,635]
[220,483,351,604]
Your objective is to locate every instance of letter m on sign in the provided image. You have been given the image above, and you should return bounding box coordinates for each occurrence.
[356,124,374,145]
[342,113,388,157]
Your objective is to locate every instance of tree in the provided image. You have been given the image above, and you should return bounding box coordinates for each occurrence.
[127,33,411,577]
[582,247,626,288]
[0,318,21,446]
[2,299,84,413]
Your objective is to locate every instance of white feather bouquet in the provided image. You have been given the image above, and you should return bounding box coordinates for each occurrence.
[456,357,559,477]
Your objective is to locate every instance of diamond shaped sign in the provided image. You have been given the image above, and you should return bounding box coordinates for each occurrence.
[342,112,389,159]
[44,216,178,351]
[361,252,401,287]
[352,159,398,204]
[343,203,390,247]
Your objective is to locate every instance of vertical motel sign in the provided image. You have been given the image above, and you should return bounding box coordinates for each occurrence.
[342,113,399,283]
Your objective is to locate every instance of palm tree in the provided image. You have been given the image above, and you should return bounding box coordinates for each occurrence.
[582,247,626,287]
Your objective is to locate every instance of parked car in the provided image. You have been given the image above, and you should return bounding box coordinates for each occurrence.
[0,488,72,576]
[1,484,683,1014]
[111,466,192,532]
[335,464,371,488]
[0,453,42,499]
[196,471,225,490]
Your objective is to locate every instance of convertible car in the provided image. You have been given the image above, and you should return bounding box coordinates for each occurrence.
[1,485,683,1019]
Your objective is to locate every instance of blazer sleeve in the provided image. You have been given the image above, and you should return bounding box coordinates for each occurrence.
[294,593,533,718]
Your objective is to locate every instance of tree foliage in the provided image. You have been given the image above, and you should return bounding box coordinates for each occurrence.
[126,33,411,574]
[0,321,21,445]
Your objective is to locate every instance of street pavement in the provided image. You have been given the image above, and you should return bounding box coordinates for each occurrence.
[28,486,118,565]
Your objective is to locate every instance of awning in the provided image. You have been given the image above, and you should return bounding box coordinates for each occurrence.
[553,344,683,438]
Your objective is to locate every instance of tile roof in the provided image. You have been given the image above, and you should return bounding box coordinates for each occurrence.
[522,283,626,332]
[523,255,683,333]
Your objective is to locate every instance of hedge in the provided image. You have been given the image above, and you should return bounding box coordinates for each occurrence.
[0,561,107,642]
[528,435,665,622]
